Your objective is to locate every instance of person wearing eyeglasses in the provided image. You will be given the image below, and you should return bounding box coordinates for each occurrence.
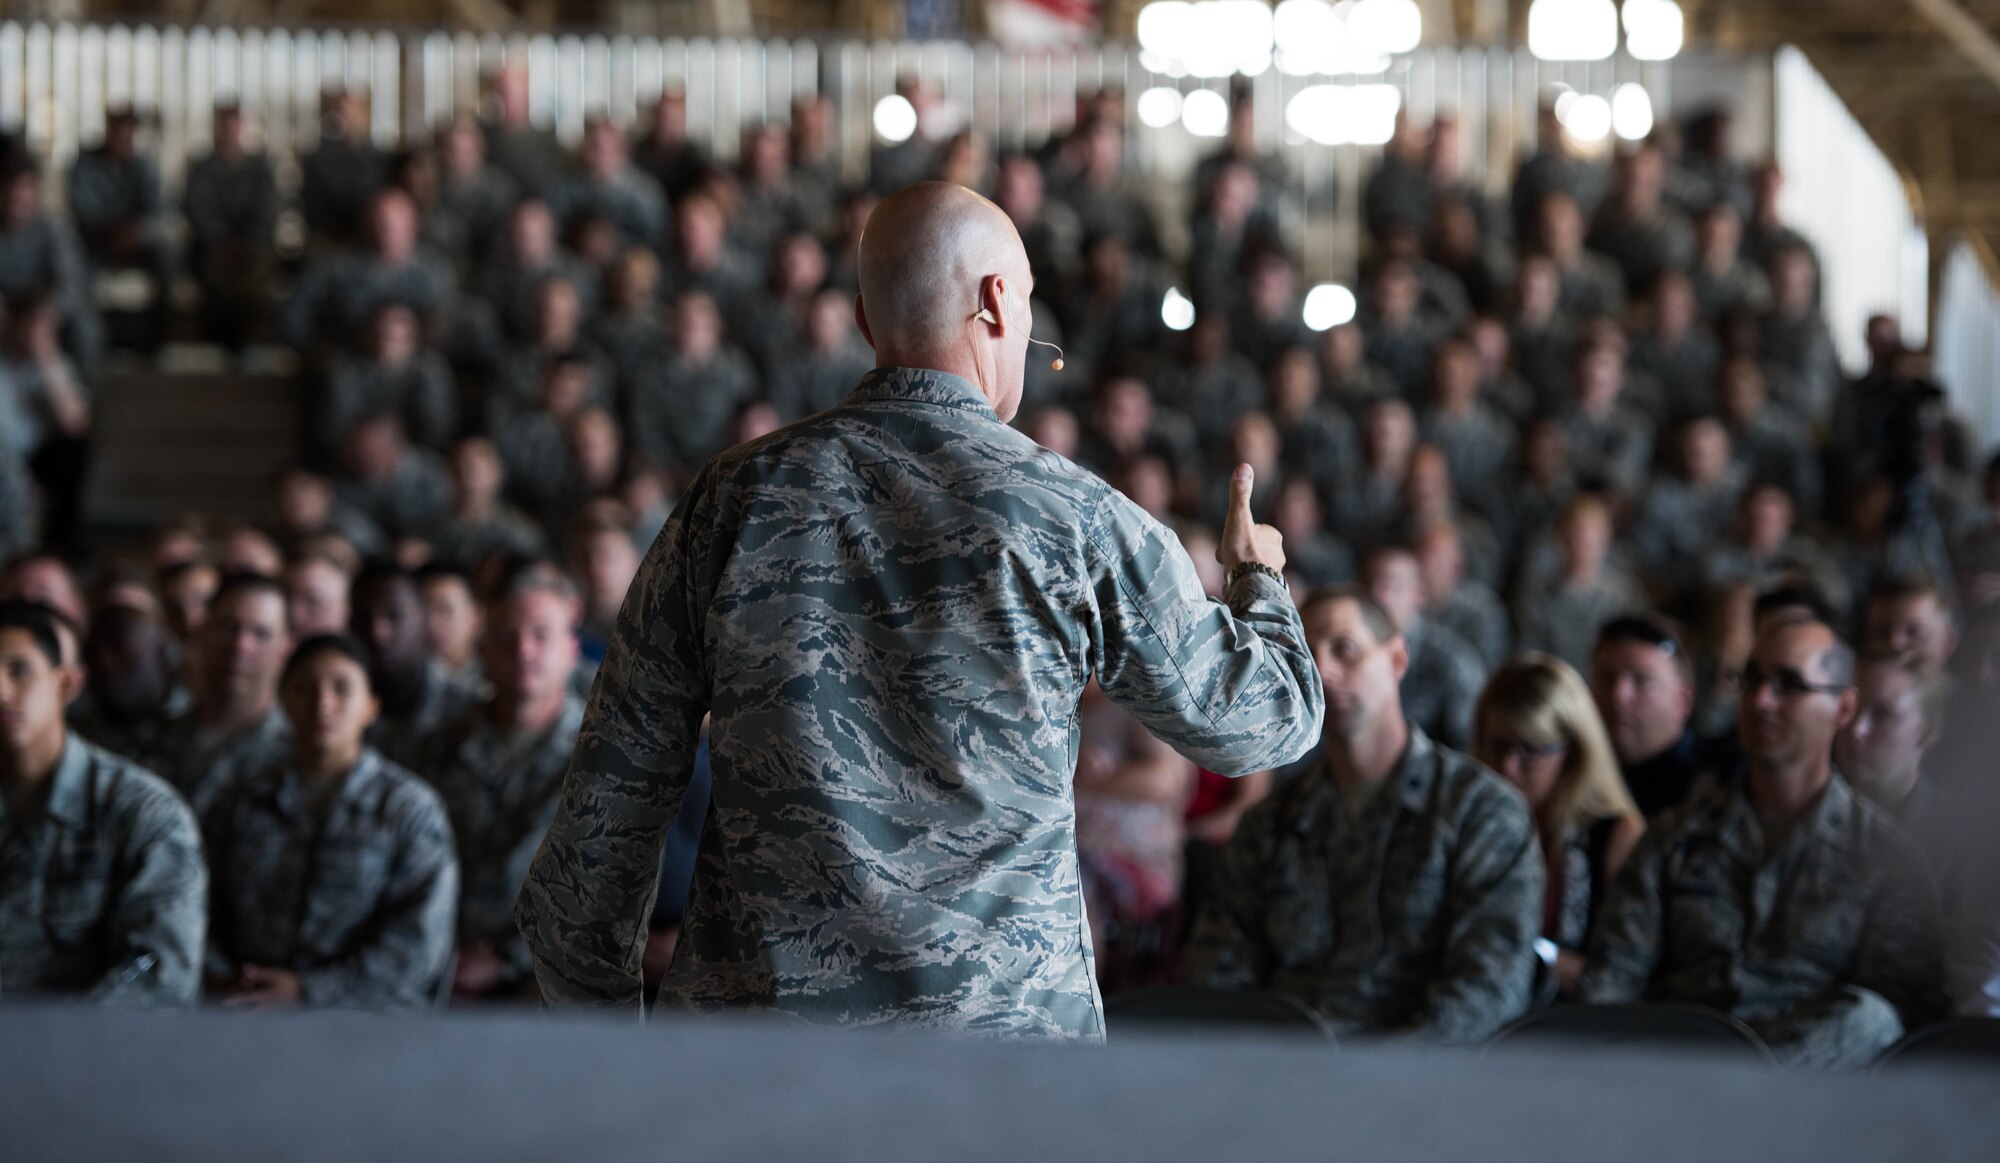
[1580,618,1947,1067]
[1184,588,1542,1043]
[1474,655,1644,998]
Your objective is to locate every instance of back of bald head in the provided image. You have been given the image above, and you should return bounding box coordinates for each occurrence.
[857,182,1029,355]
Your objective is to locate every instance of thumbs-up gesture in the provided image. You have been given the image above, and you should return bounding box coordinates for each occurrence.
[1215,463,1286,576]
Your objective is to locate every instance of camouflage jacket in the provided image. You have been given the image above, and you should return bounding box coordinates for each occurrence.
[1184,727,1543,1043]
[203,749,458,1009]
[517,366,1324,1039]
[368,661,483,774]
[425,694,584,982]
[149,704,292,817]
[0,739,206,1005]
[1397,618,1486,751]
[1580,774,1947,1051]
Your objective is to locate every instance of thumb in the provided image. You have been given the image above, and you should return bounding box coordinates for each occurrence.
[1227,462,1255,526]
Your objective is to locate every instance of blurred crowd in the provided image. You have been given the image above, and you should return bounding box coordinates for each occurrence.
[0,62,1997,1065]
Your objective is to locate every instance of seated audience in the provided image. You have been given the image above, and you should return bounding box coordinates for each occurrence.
[1588,614,1725,818]
[421,567,583,1002]
[1514,495,1643,673]
[1580,619,1947,1067]
[0,600,206,1004]
[1362,543,1485,750]
[416,563,483,689]
[149,573,295,814]
[1185,588,1541,1043]
[68,600,182,765]
[203,633,457,1009]
[350,564,480,771]
[1474,655,1644,995]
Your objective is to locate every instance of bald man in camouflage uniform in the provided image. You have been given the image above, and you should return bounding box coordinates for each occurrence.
[518,183,1323,1040]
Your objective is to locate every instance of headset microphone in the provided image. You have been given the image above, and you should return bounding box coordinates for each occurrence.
[974,308,1065,371]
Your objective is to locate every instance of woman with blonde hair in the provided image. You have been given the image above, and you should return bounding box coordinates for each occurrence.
[1475,652,1645,995]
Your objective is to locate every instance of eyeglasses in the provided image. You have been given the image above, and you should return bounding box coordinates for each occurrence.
[1479,736,1569,765]
[1731,664,1851,699]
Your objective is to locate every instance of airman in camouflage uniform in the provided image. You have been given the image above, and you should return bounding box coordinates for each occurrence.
[204,636,457,1010]
[1581,620,1947,1067]
[149,574,295,816]
[421,573,586,999]
[517,183,1322,1040]
[352,566,482,773]
[0,603,206,1005]
[205,749,458,1009]
[1185,590,1542,1042]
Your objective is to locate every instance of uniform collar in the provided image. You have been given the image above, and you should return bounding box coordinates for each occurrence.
[1295,721,1439,829]
[1800,770,1857,838]
[271,749,388,824]
[43,737,95,830]
[1391,724,1441,812]
[1717,767,1855,855]
[843,367,998,418]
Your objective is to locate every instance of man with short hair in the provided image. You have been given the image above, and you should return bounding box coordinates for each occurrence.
[285,553,353,639]
[1415,523,1508,672]
[1863,577,1959,666]
[1589,614,1721,818]
[351,565,479,772]
[1514,495,1644,673]
[148,574,294,815]
[545,118,668,250]
[334,414,455,544]
[68,602,183,766]
[1582,620,1947,1067]
[0,601,206,1003]
[283,187,453,355]
[1362,544,1484,749]
[417,563,484,687]
[423,569,585,1001]
[183,103,279,350]
[67,107,173,346]
[1837,650,1949,829]
[1186,588,1542,1042]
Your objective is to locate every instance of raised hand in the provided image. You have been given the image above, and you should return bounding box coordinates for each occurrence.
[1215,462,1286,576]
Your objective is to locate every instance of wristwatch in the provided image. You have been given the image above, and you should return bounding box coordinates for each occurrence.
[1228,561,1285,588]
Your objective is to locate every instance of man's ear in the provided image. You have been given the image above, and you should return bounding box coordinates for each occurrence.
[978,274,1008,333]
[1833,686,1859,732]
[852,294,873,348]
[1388,636,1410,683]
[59,663,87,707]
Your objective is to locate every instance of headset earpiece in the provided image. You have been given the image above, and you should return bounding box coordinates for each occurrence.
[972,305,1064,371]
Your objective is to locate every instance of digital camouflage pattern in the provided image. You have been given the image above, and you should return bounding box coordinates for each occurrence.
[424,693,584,987]
[1183,726,1543,1044]
[1580,774,1948,1067]
[367,660,482,774]
[1397,618,1486,750]
[148,704,291,817]
[203,748,458,1009]
[517,366,1323,1039]
[0,739,206,1004]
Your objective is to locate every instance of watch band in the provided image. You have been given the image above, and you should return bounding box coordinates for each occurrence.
[1228,561,1285,588]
